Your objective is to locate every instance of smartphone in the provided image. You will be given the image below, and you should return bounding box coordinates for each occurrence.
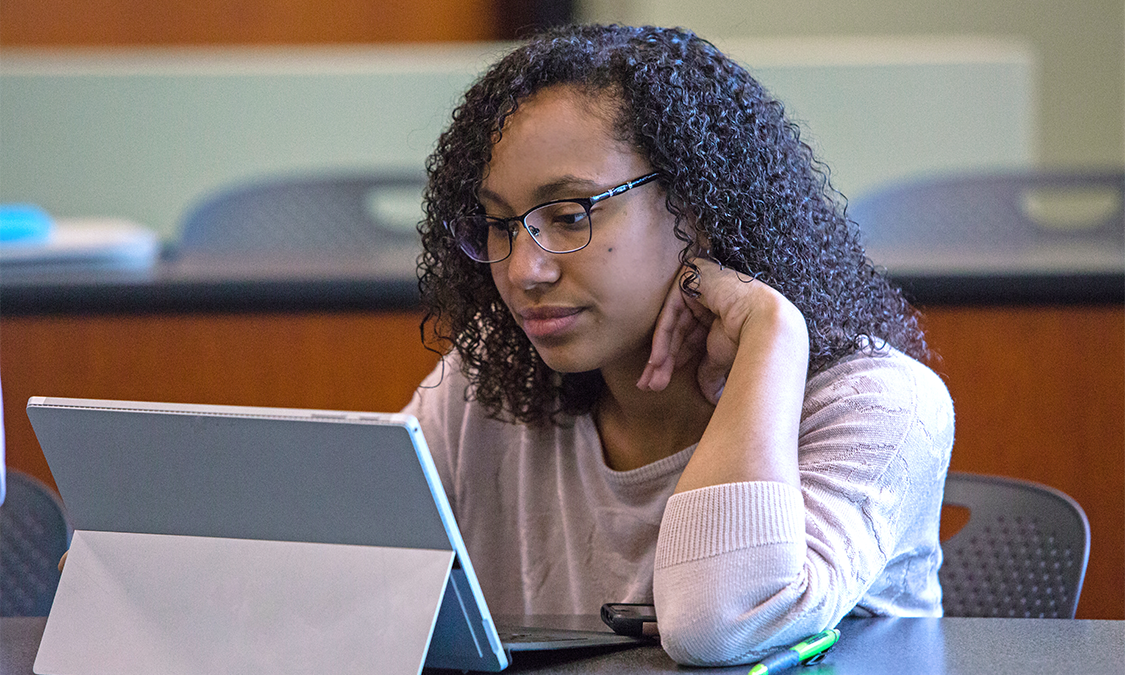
[600,603,658,638]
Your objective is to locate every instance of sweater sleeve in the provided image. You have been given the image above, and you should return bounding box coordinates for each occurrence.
[653,351,954,666]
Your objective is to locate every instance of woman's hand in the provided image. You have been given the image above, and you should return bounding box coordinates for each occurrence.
[639,258,810,491]
[638,258,801,403]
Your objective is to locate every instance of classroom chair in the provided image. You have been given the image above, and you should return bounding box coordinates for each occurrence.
[0,470,72,616]
[849,169,1123,253]
[939,471,1090,618]
[175,173,427,261]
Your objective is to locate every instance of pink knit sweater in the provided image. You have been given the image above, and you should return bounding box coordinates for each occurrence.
[402,347,954,666]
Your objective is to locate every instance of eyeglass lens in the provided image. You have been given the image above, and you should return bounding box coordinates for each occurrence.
[459,200,592,263]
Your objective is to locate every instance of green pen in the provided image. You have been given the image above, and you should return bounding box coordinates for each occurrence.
[747,628,840,675]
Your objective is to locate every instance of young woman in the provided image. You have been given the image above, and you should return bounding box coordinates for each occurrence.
[404,24,954,666]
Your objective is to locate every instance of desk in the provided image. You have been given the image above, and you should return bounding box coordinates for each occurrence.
[0,256,423,315]
[3,616,1123,674]
[1,257,1121,314]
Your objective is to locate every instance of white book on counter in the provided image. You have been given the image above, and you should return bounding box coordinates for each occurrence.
[0,218,160,270]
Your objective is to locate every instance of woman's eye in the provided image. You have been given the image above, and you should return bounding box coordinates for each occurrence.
[551,208,588,228]
[486,218,514,233]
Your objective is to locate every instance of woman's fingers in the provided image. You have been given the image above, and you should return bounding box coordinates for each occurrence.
[641,258,799,402]
[639,273,698,391]
[641,259,751,394]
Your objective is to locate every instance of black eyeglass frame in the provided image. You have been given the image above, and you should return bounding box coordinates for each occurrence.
[447,171,662,263]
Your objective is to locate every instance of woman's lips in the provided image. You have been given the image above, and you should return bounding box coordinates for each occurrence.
[517,306,584,340]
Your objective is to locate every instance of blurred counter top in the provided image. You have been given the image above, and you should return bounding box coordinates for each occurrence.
[0,254,422,315]
[2,255,1120,316]
[886,270,1122,305]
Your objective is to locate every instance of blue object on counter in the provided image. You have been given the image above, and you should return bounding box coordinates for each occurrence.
[0,204,54,244]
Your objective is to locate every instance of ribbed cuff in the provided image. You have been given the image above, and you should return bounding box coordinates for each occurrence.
[655,481,805,568]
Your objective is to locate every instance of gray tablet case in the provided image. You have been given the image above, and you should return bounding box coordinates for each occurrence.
[26,397,637,675]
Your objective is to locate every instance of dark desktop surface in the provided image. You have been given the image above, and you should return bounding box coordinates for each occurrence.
[2,254,1120,316]
[4,615,1124,674]
[0,255,423,315]
[450,615,1125,674]
[894,271,1123,305]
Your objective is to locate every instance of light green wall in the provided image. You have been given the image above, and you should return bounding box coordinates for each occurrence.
[699,37,1033,200]
[0,40,1033,241]
[579,0,1125,169]
[0,47,491,241]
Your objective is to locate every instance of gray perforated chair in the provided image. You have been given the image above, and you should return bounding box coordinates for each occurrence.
[175,173,427,261]
[849,169,1124,302]
[0,470,72,616]
[940,471,1090,618]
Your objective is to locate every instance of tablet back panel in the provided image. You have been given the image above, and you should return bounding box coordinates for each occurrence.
[26,397,509,674]
[27,399,452,549]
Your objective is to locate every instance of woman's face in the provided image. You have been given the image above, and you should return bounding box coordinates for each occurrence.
[481,85,684,376]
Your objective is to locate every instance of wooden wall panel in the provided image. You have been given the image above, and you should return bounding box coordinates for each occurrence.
[0,0,500,45]
[921,305,1125,621]
[0,311,441,488]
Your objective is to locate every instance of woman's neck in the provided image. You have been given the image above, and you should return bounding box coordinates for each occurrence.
[594,352,714,472]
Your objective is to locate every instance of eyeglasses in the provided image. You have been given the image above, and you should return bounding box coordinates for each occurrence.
[447,172,661,263]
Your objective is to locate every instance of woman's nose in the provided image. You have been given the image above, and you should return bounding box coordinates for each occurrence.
[503,225,561,289]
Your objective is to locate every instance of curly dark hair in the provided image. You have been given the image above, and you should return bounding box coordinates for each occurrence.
[418,23,928,425]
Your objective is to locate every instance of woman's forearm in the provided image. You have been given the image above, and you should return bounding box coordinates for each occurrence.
[674,292,809,493]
